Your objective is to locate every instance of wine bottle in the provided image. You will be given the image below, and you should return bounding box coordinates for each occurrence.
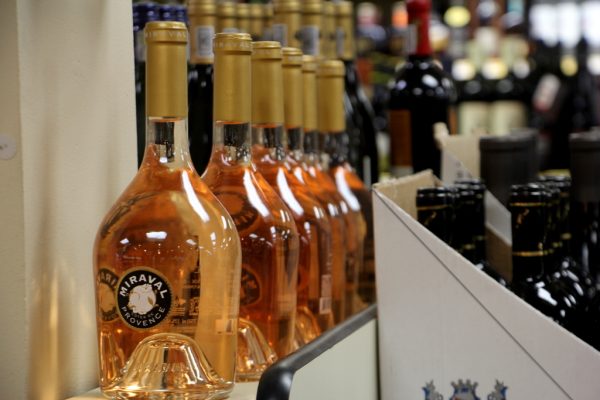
[335,1,380,186]
[272,0,302,48]
[318,60,368,317]
[321,1,336,60]
[292,54,349,324]
[188,0,215,175]
[569,132,600,284]
[479,133,537,206]
[251,44,334,347]
[416,187,454,244]
[455,181,510,286]
[538,175,595,299]
[133,2,159,167]
[202,33,299,380]
[509,183,587,338]
[94,22,241,398]
[388,0,456,177]
[300,0,322,56]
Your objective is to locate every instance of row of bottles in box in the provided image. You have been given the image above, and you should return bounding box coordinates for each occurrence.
[93,18,375,400]
[416,131,600,351]
[134,0,380,187]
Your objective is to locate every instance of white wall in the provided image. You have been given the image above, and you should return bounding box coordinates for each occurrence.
[0,1,137,398]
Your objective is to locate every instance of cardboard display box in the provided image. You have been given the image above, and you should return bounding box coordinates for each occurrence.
[373,171,600,400]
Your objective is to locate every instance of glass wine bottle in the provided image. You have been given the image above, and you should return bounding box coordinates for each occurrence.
[93,22,242,399]
[293,54,349,323]
[509,183,587,338]
[334,1,379,186]
[188,0,215,175]
[388,0,456,177]
[202,33,299,380]
[318,60,368,317]
[251,44,334,346]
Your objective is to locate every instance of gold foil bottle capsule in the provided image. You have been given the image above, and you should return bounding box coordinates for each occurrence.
[217,1,238,33]
[301,0,323,56]
[302,55,319,132]
[273,0,302,48]
[213,33,253,123]
[145,21,188,118]
[317,60,346,133]
[282,47,304,129]
[252,41,284,125]
[237,3,251,34]
[249,3,265,40]
[322,1,336,60]
[334,1,356,61]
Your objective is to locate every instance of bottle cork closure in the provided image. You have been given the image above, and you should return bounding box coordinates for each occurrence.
[145,21,188,118]
[317,60,345,133]
[213,33,253,122]
[252,41,285,125]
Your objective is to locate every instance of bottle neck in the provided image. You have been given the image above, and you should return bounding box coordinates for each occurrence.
[409,11,432,57]
[252,124,287,162]
[212,122,252,165]
[143,117,194,169]
[322,131,350,167]
[473,193,487,264]
[287,126,304,162]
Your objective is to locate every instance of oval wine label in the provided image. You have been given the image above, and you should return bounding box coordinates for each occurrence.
[240,265,261,307]
[215,190,260,233]
[97,268,119,322]
[116,268,172,330]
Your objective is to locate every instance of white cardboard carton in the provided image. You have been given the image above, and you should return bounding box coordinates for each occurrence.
[373,171,600,400]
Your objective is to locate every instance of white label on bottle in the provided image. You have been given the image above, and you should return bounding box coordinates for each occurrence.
[335,27,345,58]
[489,100,527,135]
[300,25,319,56]
[533,73,561,113]
[457,101,489,136]
[319,274,332,314]
[557,2,581,48]
[272,23,288,46]
[195,26,215,59]
[134,30,146,62]
[529,4,558,46]
[0,134,17,160]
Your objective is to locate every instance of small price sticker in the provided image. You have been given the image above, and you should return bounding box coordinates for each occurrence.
[0,134,17,160]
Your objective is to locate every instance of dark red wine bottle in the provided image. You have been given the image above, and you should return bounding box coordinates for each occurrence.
[187,0,215,175]
[388,0,456,178]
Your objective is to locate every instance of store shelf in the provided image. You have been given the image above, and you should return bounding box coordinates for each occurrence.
[67,382,259,400]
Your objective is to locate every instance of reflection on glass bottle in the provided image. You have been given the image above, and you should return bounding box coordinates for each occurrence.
[318,60,368,317]
[202,33,299,381]
[94,22,241,399]
[252,45,334,348]
[293,54,349,323]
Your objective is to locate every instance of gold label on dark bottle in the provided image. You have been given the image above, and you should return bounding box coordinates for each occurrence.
[116,267,173,330]
[97,268,119,322]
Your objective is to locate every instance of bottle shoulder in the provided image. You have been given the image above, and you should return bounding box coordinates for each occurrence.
[390,57,456,101]
[96,166,239,249]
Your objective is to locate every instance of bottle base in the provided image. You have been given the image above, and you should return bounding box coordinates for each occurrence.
[235,318,277,381]
[102,333,232,400]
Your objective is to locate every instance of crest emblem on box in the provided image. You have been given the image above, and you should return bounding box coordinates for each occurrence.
[450,379,480,400]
